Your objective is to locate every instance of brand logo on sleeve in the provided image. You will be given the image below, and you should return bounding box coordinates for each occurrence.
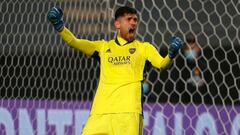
[105,48,111,53]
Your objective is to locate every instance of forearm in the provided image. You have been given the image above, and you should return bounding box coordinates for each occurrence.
[150,54,172,70]
[150,36,183,70]
[59,27,96,55]
[158,54,173,70]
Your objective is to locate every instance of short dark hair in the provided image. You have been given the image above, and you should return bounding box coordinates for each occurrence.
[115,6,137,20]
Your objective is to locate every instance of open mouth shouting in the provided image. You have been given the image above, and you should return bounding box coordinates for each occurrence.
[129,28,136,34]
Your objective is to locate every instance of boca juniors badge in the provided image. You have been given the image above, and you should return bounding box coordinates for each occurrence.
[129,48,136,54]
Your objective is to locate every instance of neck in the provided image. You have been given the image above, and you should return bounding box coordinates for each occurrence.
[115,36,134,46]
[117,34,134,42]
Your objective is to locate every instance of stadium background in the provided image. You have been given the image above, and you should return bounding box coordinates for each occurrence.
[0,0,240,135]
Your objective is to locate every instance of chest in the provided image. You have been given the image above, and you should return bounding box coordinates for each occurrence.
[100,43,144,66]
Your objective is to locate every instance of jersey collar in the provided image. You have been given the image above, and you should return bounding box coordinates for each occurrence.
[115,36,134,46]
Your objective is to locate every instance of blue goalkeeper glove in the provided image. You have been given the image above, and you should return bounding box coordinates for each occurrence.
[168,36,183,58]
[47,7,64,32]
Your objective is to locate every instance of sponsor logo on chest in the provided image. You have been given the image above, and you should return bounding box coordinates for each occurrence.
[108,56,131,65]
[105,47,137,65]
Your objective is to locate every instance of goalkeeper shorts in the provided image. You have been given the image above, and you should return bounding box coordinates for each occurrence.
[81,113,143,135]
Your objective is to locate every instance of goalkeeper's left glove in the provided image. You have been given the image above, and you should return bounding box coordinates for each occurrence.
[47,7,64,32]
[168,36,183,59]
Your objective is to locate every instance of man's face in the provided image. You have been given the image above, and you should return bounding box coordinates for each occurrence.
[114,13,138,42]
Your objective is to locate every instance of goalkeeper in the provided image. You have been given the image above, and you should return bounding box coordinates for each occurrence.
[48,6,183,135]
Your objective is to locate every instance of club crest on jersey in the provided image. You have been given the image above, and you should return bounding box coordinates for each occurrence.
[129,48,136,54]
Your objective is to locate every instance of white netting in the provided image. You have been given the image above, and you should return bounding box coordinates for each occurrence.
[0,0,240,135]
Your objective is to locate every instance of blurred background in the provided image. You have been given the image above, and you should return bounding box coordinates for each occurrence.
[1,0,239,105]
[0,0,240,134]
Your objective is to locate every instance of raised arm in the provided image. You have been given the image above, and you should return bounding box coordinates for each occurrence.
[47,7,101,56]
[146,44,172,70]
[59,27,100,56]
[146,36,183,70]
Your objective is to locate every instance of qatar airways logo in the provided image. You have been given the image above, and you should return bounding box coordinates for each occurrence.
[108,56,131,65]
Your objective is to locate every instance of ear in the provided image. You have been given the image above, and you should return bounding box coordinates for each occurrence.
[114,20,120,29]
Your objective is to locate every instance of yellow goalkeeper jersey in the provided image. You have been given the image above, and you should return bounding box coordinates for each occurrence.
[59,27,172,114]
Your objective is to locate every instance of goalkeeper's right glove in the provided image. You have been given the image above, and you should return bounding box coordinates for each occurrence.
[47,7,64,32]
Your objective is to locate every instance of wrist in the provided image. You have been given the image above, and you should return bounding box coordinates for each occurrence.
[168,50,177,59]
[168,54,174,59]
[53,20,64,32]
[168,54,175,59]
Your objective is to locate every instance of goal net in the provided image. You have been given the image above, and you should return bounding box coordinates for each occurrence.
[0,0,240,135]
